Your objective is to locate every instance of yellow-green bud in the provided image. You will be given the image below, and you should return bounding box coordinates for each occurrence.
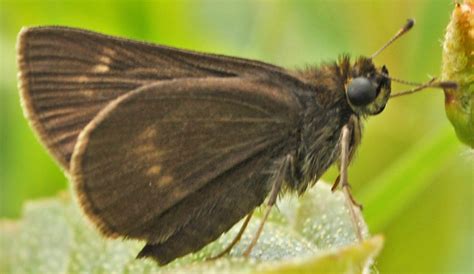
[442,1,474,148]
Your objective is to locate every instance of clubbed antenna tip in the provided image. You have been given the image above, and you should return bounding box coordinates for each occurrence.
[370,18,415,59]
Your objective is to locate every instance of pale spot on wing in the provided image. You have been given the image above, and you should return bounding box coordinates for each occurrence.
[131,126,166,175]
[135,127,174,189]
[99,55,112,64]
[90,49,113,73]
[93,64,110,73]
[139,126,158,140]
[147,165,162,176]
[133,127,159,155]
[83,90,94,97]
[134,143,156,154]
[155,175,173,187]
[77,75,88,82]
[103,47,116,57]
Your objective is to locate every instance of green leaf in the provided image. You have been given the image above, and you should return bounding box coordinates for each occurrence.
[0,183,383,274]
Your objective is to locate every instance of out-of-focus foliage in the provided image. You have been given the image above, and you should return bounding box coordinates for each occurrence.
[0,0,472,273]
[442,0,474,148]
[0,183,383,273]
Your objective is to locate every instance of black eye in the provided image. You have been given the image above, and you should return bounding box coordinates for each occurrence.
[347,77,377,106]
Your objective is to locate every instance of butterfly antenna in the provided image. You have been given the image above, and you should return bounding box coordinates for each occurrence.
[390,78,458,98]
[370,19,415,59]
[379,72,426,86]
[371,19,458,98]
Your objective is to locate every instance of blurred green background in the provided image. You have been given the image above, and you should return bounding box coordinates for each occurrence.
[0,0,472,273]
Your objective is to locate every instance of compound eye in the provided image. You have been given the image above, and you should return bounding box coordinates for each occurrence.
[347,77,377,106]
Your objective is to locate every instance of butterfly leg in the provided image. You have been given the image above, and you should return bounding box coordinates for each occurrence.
[243,154,292,257]
[339,123,364,241]
[331,175,341,192]
[331,175,363,209]
[207,210,254,260]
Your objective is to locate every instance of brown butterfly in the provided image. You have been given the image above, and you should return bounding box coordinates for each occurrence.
[17,19,454,265]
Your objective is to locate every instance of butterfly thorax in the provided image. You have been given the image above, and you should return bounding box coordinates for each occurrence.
[288,56,390,194]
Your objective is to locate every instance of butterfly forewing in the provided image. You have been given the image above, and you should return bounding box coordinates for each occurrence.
[17,26,288,169]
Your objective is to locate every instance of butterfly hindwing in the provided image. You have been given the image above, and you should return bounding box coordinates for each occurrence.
[70,77,303,263]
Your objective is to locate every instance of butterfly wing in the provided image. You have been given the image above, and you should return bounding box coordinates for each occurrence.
[17,26,291,169]
[70,77,303,264]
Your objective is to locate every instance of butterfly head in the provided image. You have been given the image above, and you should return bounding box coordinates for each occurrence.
[345,57,391,116]
[340,19,415,116]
